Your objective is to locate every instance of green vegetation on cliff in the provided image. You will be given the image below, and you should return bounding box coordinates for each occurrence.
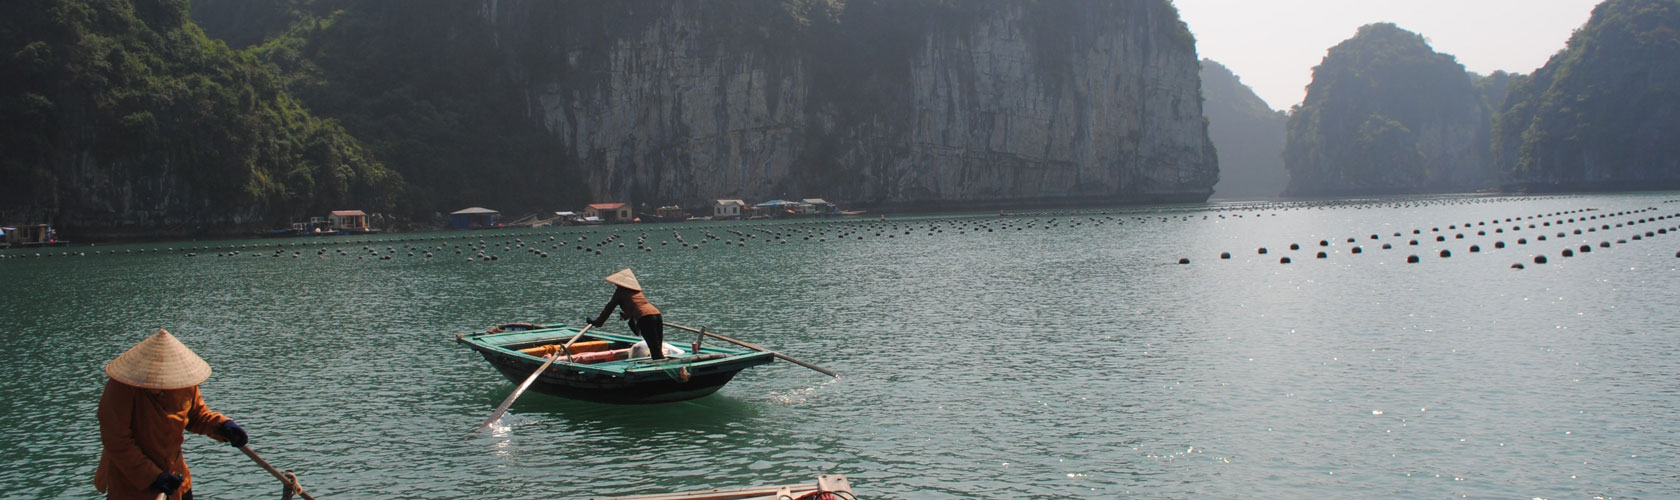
[0,0,398,235]
[1201,59,1287,199]
[1493,0,1680,189]
[1283,23,1492,196]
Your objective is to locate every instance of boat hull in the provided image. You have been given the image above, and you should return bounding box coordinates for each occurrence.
[477,352,742,403]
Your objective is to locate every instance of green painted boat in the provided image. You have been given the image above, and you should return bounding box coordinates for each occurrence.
[456,324,775,404]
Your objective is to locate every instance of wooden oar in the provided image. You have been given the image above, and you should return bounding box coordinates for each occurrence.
[663,322,838,378]
[475,324,594,432]
[239,445,318,500]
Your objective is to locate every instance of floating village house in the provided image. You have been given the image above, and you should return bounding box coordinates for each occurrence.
[800,198,833,215]
[450,207,500,229]
[713,199,745,220]
[586,203,632,224]
[329,210,368,232]
[2,224,62,247]
[754,199,799,217]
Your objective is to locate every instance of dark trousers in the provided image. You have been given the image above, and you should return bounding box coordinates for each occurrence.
[633,314,666,359]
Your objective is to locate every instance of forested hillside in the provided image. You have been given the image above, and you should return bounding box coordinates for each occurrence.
[1493,0,1680,190]
[0,0,399,237]
[1282,23,1493,196]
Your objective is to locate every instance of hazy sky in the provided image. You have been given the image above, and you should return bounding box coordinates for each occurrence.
[1175,0,1604,111]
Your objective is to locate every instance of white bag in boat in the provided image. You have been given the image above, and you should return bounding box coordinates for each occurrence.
[629,341,684,359]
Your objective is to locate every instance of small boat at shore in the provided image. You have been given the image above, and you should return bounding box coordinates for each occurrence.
[457,324,774,404]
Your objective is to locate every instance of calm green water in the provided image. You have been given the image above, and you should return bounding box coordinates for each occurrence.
[4,193,1679,499]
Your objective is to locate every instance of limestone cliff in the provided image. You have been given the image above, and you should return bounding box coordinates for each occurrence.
[1283,23,1493,196]
[488,0,1217,209]
[1201,59,1288,199]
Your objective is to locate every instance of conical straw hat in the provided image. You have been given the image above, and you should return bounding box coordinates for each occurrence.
[604,268,642,291]
[105,329,212,389]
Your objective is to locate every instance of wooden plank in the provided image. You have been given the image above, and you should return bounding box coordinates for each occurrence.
[584,476,844,500]
[816,475,851,494]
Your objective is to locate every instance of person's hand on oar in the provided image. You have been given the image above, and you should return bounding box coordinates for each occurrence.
[217,420,248,447]
[149,473,183,497]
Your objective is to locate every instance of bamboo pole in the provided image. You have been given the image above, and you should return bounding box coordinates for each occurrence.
[663,322,838,378]
[239,446,318,500]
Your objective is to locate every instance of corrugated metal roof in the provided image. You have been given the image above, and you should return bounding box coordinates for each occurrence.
[330,210,367,216]
[451,207,500,215]
[801,198,830,205]
[715,199,745,206]
[588,203,627,210]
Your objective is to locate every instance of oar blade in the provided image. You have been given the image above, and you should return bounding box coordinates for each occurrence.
[472,324,594,433]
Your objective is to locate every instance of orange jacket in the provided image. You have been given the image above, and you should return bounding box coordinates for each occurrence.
[94,378,231,500]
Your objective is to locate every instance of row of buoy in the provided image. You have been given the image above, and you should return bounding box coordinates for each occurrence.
[1179,207,1678,267]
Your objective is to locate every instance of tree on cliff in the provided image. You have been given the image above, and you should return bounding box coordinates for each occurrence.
[0,0,399,235]
[1201,59,1288,199]
[1283,23,1492,196]
[1493,0,1680,189]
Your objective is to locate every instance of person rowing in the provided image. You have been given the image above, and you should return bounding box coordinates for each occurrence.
[588,268,672,359]
[95,329,248,500]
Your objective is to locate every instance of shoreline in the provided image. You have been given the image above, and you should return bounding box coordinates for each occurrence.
[13,186,1679,248]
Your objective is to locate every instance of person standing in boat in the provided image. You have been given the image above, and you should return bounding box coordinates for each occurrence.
[589,268,668,359]
[95,329,249,500]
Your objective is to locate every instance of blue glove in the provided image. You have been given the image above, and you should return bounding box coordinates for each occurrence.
[218,420,248,448]
[151,472,184,493]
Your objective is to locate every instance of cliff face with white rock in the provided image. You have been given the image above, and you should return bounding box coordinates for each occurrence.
[487,0,1218,208]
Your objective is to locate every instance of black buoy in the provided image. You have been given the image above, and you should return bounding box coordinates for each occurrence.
[1220,252,1232,259]
[1259,248,1269,254]
[1382,243,1393,249]
[1407,255,1421,263]
[1562,249,1574,257]
[1316,251,1327,259]
[1439,249,1452,258]
[1534,255,1548,264]
[1469,245,1480,253]
[1352,247,1363,254]
[1601,241,1611,248]
[1518,238,1528,245]
[1512,263,1525,270]
[1178,258,1190,264]
[1579,245,1591,253]
[1280,257,1292,264]
[1495,241,1506,248]
[1289,243,1300,250]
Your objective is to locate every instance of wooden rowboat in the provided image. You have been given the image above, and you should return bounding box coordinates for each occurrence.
[587,474,853,500]
[456,324,774,404]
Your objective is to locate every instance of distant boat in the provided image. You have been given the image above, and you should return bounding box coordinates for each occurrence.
[456,324,774,404]
[638,205,690,223]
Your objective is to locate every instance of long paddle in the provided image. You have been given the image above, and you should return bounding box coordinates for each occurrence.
[663,322,838,378]
[238,445,318,500]
[475,324,594,432]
